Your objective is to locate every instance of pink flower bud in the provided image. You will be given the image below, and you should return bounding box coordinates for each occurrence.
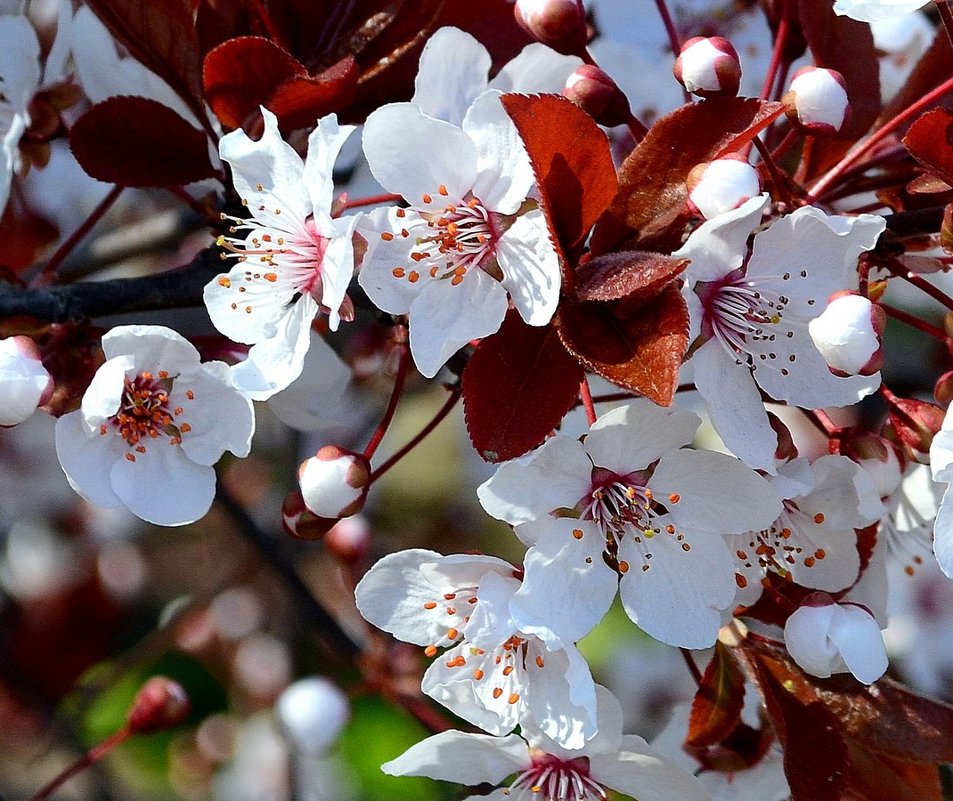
[563,64,632,127]
[686,158,761,219]
[298,445,370,519]
[127,676,190,734]
[325,515,371,564]
[275,676,350,755]
[514,0,587,56]
[784,66,850,134]
[281,490,335,540]
[673,36,742,97]
[808,292,885,377]
[0,336,53,427]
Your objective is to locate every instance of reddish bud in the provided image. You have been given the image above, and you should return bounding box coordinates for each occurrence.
[514,0,588,56]
[673,36,741,98]
[563,65,632,128]
[281,490,336,540]
[298,445,371,519]
[0,335,54,427]
[127,676,189,734]
[885,394,945,463]
[936,370,953,406]
[783,67,850,134]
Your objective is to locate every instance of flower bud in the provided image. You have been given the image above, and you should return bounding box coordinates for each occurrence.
[885,394,944,464]
[298,445,370,519]
[513,0,587,56]
[0,336,53,427]
[808,292,885,377]
[325,515,371,564]
[686,158,761,219]
[281,490,336,540]
[563,65,632,128]
[673,36,741,97]
[127,676,190,734]
[783,66,850,134]
[936,370,953,406]
[275,676,350,755]
[784,594,887,684]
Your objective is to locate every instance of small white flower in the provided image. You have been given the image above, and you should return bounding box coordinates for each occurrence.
[204,108,359,399]
[297,445,370,519]
[354,549,598,749]
[383,686,708,801]
[0,336,52,426]
[687,158,761,220]
[54,325,254,526]
[0,14,41,213]
[833,0,932,23]
[784,595,888,684]
[809,293,885,376]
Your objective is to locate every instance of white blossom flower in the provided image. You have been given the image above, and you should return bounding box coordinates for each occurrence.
[383,685,708,801]
[927,408,953,579]
[478,400,783,649]
[833,0,931,23]
[0,14,41,213]
[204,108,359,400]
[0,335,52,426]
[354,549,598,749]
[675,195,885,472]
[784,595,888,684]
[54,325,255,526]
[358,93,560,377]
[881,462,942,577]
[731,455,884,607]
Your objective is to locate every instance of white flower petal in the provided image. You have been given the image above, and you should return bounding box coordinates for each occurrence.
[784,603,839,678]
[674,194,767,283]
[524,644,599,750]
[102,325,202,373]
[489,43,583,94]
[0,14,40,211]
[591,735,709,801]
[412,27,492,127]
[54,410,124,508]
[302,114,355,224]
[176,363,255,464]
[833,0,930,22]
[382,730,529,783]
[80,355,133,431]
[496,210,561,325]
[828,604,888,684]
[933,486,953,579]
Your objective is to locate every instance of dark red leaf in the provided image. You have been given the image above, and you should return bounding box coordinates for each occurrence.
[845,743,942,801]
[502,93,618,262]
[82,0,204,122]
[0,192,58,272]
[556,282,688,405]
[686,642,746,749]
[904,108,953,187]
[70,97,215,188]
[463,310,583,462]
[266,57,358,132]
[591,98,784,254]
[575,251,688,302]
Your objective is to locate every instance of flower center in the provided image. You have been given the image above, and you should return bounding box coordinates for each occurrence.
[735,503,828,581]
[101,372,193,461]
[505,750,606,800]
[419,584,480,654]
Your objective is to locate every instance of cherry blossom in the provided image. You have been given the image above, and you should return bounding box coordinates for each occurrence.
[382,685,708,801]
[0,335,53,426]
[358,93,560,377]
[203,108,360,399]
[354,549,598,748]
[675,195,885,472]
[928,409,953,579]
[833,0,932,22]
[54,325,254,526]
[0,13,41,213]
[478,400,783,649]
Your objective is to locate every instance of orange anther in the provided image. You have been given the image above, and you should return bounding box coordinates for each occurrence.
[408,271,420,283]
[507,693,520,705]
[392,267,406,278]
[422,193,433,204]
[668,493,680,503]
[572,528,584,539]
[447,627,459,639]
[619,560,630,573]
[438,184,448,196]
[263,272,278,282]
[423,601,437,610]
[381,232,395,241]
[535,655,545,668]
[492,688,503,699]
[473,669,485,680]
[424,645,437,657]
[814,513,825,524]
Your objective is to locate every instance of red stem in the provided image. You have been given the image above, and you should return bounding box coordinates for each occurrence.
[760,13,789,102]
[802,408,838,436]
[653,0,690,105]
[363,340,410,460]
[344,193,403,209]
[752,136,793,206]
[28,727,131,801]
[579,376,598,426]
[883,259,953,313]
[879,302,948,340]
[680,648,703,686]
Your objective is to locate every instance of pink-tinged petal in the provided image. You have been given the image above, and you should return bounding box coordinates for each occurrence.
[109,441,216,526]
[80,355,133,432]
[524,644,599,749]
[320,214,358,331]
[175,362,254,464]
[219,107,310,226]
[934,486,953,578]
[462,91,534,214]
[363,104,477,202]
[652,449,783,534]
[54,410,124,508]
[477,436,593,525]
[407,269,509,378]
[691,338,778,473]
[674,194,767,283]
[592,736,709,801]
[102,325,202,373]
[510,519,616,644]
[381,730,529,783]
[412,27,492,127]
[357,207,430,315]
[618,526,736,648]
[829,604,888,684]
[228,295,318,400]
[203,260,297,345]
[783,603,838,678]
[302,114,355,224]
[585,400,701,474]
[496,210,560,326]
[489,43,583,94]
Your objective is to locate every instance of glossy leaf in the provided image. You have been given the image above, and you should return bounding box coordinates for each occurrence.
[904,108,953,187]
[575,251,688,302]
[686,641,746,749]
[463,310,583,462]
[70,97,216,188]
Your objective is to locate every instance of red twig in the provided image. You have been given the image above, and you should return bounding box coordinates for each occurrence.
[28,728,131,801]
[879,302,948,340]
[363,339,410,460]
[579,376,598,425]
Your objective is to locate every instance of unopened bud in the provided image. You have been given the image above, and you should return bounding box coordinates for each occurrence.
[298,445,371,519]
[127,676,189,734]
[281,490,336,540]
[325,515,371,564]
[936,370,953,406]
[673,36,741,97]
[514,0,587,56]
[275,676,350,755]
[563,65,632,127]
[784,67,850,134]
[808,292,885,377]
[686,158,761,219]
[0,336,54,426]
[886,394,945,463]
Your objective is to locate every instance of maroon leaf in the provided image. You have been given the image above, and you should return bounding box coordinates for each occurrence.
[846,744,942,801]
[686,642,746,749]
[502,93,618,264]
[904,108,953,187]
[70,97,215,188]
[591,98,784,254]
[575,251,689,302]
[556,282,688,405]
[463,310,583,462]
[267,57,358,132]
[82,0,204,122]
